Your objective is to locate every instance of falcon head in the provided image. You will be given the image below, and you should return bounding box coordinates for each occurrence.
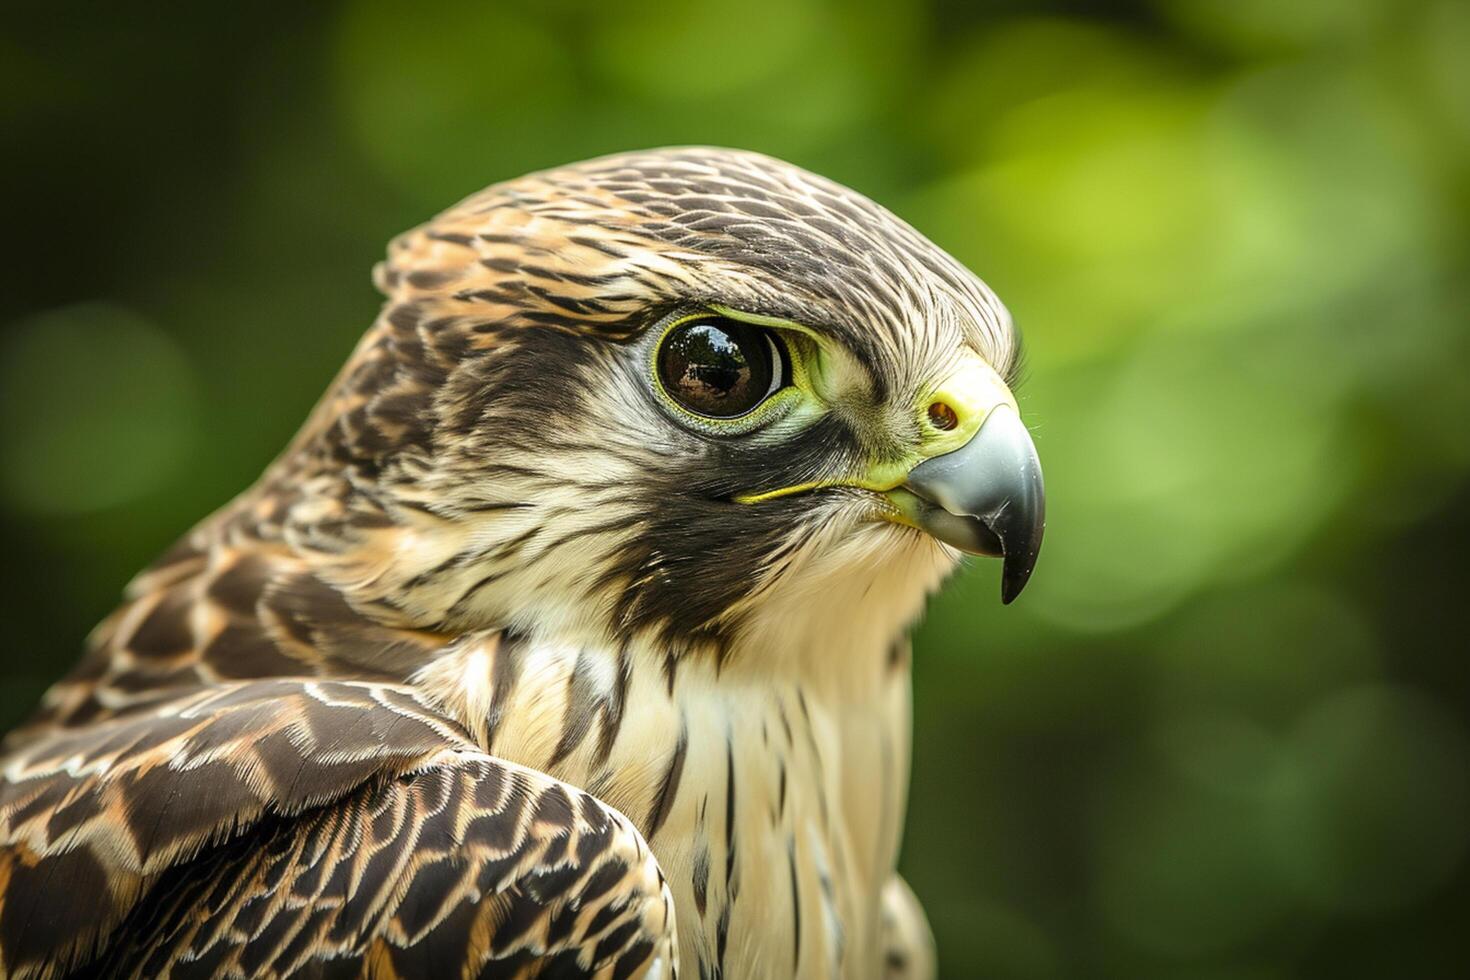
[275,148,1043,660]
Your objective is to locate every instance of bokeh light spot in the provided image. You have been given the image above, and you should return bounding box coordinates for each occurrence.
[0,304,198,514]
[1152,583,1382,724]
[1264,685,1470,914]
[334,0,579,206]
[1093,763,1293,956]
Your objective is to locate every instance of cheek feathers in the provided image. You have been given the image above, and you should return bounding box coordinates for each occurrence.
[417,319,881,653]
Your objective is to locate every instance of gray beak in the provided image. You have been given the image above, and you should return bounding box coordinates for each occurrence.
[899,404,1045,603]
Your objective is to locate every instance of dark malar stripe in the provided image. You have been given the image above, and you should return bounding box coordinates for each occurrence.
[644,716,688,841]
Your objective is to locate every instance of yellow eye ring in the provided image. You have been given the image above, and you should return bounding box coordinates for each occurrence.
[646,310,812,436]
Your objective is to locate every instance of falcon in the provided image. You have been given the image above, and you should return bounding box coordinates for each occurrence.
[0,148,1044,979]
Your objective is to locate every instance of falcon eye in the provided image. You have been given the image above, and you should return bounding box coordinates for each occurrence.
[656,316,789,419]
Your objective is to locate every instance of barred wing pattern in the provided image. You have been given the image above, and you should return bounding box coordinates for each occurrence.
[0,680,675,979]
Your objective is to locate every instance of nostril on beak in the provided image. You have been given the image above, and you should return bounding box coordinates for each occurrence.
[902,403,1046,603]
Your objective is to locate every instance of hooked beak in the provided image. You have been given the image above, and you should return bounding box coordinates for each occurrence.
[890,404,1045,603]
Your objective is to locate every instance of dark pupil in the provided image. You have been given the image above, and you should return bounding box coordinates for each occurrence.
[658,319,773,418]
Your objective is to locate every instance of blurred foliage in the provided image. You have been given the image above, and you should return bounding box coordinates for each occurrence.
[2,1,1467,977]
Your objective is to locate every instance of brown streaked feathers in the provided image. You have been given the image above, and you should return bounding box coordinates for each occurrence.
[1,679,673,979]
[0,148,1012,978]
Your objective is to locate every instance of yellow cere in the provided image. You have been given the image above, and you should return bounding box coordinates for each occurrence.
[919,357,1018,458]
[729,330,1019,505]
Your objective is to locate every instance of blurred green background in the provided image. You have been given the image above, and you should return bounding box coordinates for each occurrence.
[2,1,1467,977]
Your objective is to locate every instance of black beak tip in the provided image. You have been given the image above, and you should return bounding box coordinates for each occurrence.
[1000,551,1038,604]
[900,403,1045,606]
[995,515,1044,604]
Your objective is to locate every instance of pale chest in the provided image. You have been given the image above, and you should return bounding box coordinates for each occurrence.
[432,637,915,980]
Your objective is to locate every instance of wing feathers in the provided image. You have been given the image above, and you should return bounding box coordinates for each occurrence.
[0,680,675,979]
[94,758,674,978]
